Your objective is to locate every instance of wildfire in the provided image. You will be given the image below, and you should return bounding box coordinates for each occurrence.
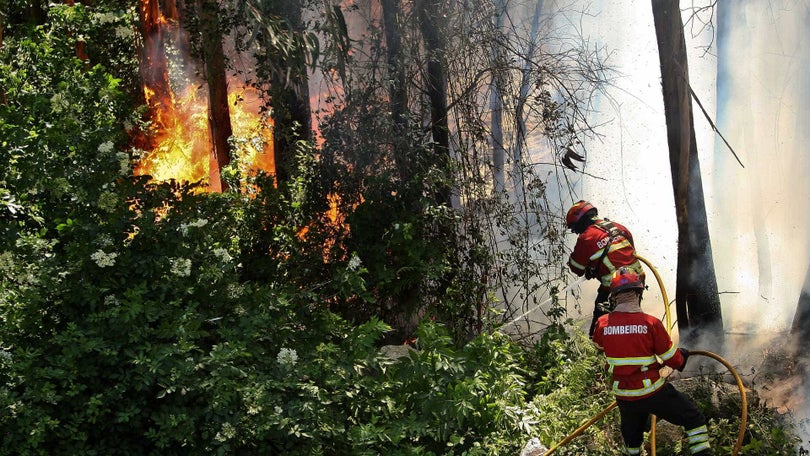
[134,81,274,190]
[134,0,274,191]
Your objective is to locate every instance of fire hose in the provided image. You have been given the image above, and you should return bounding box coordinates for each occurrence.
[542,255,748,455]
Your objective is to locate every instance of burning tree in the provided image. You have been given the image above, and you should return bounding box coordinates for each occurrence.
[133,0,287,192]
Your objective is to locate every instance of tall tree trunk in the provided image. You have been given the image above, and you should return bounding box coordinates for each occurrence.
[415,0,452,206]
[381,0,411,183]
[195,0,231,192]
[514,0,544,204]
[267,0,312,185]
[137,0,175,125]
[650,0,723,346]
[162,0,190,58]
[490,0,506,194]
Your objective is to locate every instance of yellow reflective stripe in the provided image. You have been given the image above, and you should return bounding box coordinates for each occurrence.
[686,425,708,436]
[612,377,665,397]
[624,446,641,455]
[690,442,711,454]
[686,424,710,453]
[659,342,678,361]
[588,239,633,263]
[689,433,709,444]
[589,248,606,262]
[569,257,586,271]
[606,355,657,367]
[608,239,632,252]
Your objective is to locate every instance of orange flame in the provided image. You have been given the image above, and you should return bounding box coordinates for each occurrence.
[134,82,274,190]
[134,0,274,191]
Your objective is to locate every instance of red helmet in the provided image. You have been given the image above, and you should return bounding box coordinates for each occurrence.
[610,267,644,295]
[566,200,596,228]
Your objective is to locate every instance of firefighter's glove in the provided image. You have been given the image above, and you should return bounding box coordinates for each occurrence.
[677,348,690,372]
[585,266,598,279]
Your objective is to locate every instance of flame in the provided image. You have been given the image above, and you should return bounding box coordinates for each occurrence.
[134,0,273,191]
[134,82,275,190]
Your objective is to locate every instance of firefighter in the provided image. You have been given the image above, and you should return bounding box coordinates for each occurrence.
[592,268,712,456]
[565,200,645,336]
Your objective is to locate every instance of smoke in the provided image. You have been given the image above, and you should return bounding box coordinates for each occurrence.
[711,1,810,439]
[713,0,810,335]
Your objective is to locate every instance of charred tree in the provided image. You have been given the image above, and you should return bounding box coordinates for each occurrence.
[792,265,810,348]
[263,0,312,185]
[415,0,452,206]
[137,0,175,123]
[194,0,232,192]
[381,0,412,183]
[651,0,723,346]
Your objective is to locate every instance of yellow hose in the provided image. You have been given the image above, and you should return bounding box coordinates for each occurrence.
[634,254,671,331]
[542,401,617,455]
[542,256,748,455]
[689,350,748,455]
[635,253,671,455]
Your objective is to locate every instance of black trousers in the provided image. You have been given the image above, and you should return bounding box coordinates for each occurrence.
[588,288,611,337]
[617,383,711,454]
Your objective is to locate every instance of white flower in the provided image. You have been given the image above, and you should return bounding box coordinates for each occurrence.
[170,257,192,277]
[226,283,244,299]
[50,93,68,113]
[0,251,12,273]
[276,348,298,366]
[212,247,232,263]
[179,218,208,236]
[117,152,130,175]
[96,234,114,248]
[214,422,236,442]
[91,250,118,268]
[347,253,362,271]
[93,12,118,24]
[274,405,283,414]
[103,295,120,306]
[97,141,114,154]
[0,350,11,361]
[115,26,134,39]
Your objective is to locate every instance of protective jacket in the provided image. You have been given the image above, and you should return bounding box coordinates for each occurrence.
[568,219,643,292]
[591,303,686,401]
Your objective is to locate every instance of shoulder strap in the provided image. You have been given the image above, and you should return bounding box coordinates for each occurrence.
[594,220,619,268]
[595,219,623,239]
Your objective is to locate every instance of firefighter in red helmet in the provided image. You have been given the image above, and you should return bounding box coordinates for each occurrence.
[592,268,712,455]
[565,200,645,336]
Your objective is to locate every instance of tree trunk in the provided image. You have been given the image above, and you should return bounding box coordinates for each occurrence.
[137,0,175,124]
[267,0,312,185]
[490,0,506,194]
[195,0,232,192]
[381,0,411,183]
[650,0,723,346]
[514,0,544,203]
[415,0,452,206]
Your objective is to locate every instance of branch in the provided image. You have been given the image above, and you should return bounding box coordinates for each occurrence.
[688,84,744,168]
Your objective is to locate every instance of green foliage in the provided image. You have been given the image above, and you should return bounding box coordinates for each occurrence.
[523,327,621,455]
